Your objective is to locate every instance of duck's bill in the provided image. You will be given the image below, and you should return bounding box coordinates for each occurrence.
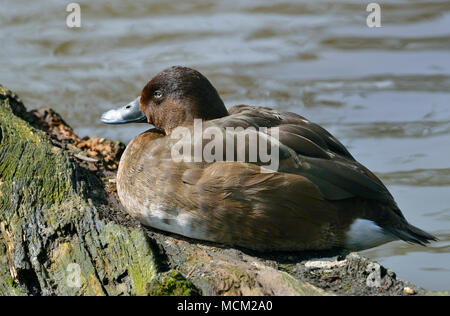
[100,97,147,124]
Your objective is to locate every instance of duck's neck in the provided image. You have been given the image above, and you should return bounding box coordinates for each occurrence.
[195,99,229,121]
[163,98,229,135]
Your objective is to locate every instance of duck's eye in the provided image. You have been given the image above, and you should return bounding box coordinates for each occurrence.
[153,90,163,98]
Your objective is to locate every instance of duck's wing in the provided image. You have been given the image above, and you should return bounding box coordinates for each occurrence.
[227,105,354,160]
[215,105,395,204]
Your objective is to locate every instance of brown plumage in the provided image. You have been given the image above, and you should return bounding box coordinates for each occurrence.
[109,66,436,252]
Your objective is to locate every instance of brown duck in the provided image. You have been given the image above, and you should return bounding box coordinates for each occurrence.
[101,66,436,252]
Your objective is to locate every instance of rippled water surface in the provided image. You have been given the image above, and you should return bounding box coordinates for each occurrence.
[1,0,449,291]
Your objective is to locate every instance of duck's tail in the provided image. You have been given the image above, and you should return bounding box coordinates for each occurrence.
[386,222,438,246]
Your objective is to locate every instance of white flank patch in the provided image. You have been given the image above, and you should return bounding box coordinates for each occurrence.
[345,219,395,250]
[141,203,210,241]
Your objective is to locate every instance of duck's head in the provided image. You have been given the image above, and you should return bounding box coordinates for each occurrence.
[101,66,229,134]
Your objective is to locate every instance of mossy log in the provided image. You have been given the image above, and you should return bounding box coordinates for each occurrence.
[0,85,443,296]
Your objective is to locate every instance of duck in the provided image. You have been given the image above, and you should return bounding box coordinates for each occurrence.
[100,66,436,252]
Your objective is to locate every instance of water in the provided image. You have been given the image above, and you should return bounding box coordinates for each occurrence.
[1,0,449,291]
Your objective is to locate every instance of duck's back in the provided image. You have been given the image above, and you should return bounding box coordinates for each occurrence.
[117,105,435,251]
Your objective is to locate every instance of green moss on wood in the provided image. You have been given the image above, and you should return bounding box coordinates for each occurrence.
[0,238,26,296]
[98,223,158,296]
[0,106,74,210]
[147,270,201,296]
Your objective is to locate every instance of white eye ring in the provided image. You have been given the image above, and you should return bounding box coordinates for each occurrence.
[154,90,163,98]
